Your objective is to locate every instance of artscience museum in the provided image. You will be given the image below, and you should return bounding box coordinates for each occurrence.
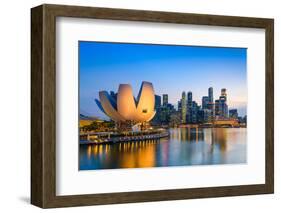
[95,81,156,126]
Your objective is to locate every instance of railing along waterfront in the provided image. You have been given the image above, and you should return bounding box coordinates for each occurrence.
[80,129,169,145]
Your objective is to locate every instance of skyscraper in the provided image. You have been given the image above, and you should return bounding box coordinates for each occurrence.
[155,95,161,109]
[191,101,199,123]
[221,88,227,100]
[151,95,162,125]
[163,94,168,106]
[216,88,228,118]
[181,91,187,123]
[221,88,228,118]
[198,109,212,123]
[208,87,215,119]
[187,91,193,123]
[187,91,192,104]
[178,100,182,112]
[110,91,117,102]
[208,87,213,103]
[202,96,209,109]
[229,109,238,119]
[215,99,220,117]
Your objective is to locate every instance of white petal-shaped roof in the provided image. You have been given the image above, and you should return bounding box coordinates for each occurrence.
[99,91,126,122]
[135,82,156,122]
[117,84,137,120]
[97,82,156,123]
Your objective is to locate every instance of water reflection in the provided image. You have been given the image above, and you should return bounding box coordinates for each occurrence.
[79,128,247,170]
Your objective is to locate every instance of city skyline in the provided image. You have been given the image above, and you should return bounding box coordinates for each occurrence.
[79,41,247,119]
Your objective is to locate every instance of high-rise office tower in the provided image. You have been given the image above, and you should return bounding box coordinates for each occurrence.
[181,91,187,123]
[215,99,220,116]
[187,91,192,104]
[191,101,199,123]
[110,91,118,102]
[202,96,209,109]
[221,88,227,101]
[187,91,193,123]
[178,100,182,112]
[208,87,215,119]
[208,87,213,103]
[154,95,161,109]
[218,88,228,118]
[163,94,168,106]
[229,109,238,119]
[198,109,212,123]
[151,95,162,125]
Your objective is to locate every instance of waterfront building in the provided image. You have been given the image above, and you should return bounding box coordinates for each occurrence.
[197,109,204,123]
[229,109,238,119]
[155,95,161,109]
[159,106,169,124]
[158,103,176,125]
[205,109,212,123]
[151,95,162,125]
[191,101,199,123]
[238,115,247,125]
[202,96,209,109]
[95,81,156,126]
[218,98,228,118]
[198,109,212,123]
[153,93,170,125]
[208,87,215,119]
[185,92,199,124]
[187,91,193,123]
[221,88,227,100]
[169,111,181,126]
[110,91,118,102]
[207,102,215,119]
[167,103,175,111]
[178,100,182,112]
[215,99,220,117]
[187,91,192,104]
[163,94,168,106]
[208,87,214,103]
[181,91,187,123]
[215,88,229,119]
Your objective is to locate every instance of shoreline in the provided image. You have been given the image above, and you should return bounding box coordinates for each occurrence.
[80,130,169,145]
[79,126,246,145]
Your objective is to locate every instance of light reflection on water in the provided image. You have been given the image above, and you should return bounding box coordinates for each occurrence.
[79,128,247,170]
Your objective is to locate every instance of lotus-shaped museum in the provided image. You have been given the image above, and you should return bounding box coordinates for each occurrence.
[95,81,156,123]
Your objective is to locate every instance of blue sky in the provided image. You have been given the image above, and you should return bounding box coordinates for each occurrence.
[79,41,247,119]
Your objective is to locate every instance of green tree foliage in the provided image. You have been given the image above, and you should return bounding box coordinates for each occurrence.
[82,120,115,132]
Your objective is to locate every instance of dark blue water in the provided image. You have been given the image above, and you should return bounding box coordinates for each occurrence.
[79,128,247,170]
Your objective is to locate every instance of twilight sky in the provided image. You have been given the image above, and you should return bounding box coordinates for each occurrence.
[79,41,247,119]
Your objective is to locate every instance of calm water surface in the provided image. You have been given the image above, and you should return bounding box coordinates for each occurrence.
[79,128,247,170]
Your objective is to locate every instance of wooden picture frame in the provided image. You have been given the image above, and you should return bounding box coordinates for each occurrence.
[31,4,274,208]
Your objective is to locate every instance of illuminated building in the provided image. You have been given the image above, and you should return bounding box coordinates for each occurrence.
[181,91,187,123]
[208,87,215,118]
[202,96,209,109]
[208,87,214,103]
[155,95,161,109]
[95,81,156,123]
[163,94,168,106]
[229,109,238,119]
[187,91,193,123]
[215,88,228,119]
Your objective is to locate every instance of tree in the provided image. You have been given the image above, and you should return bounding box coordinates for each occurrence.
[169,112,181,127]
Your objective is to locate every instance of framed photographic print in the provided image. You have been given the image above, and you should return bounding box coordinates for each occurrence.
[31,4,274,208]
